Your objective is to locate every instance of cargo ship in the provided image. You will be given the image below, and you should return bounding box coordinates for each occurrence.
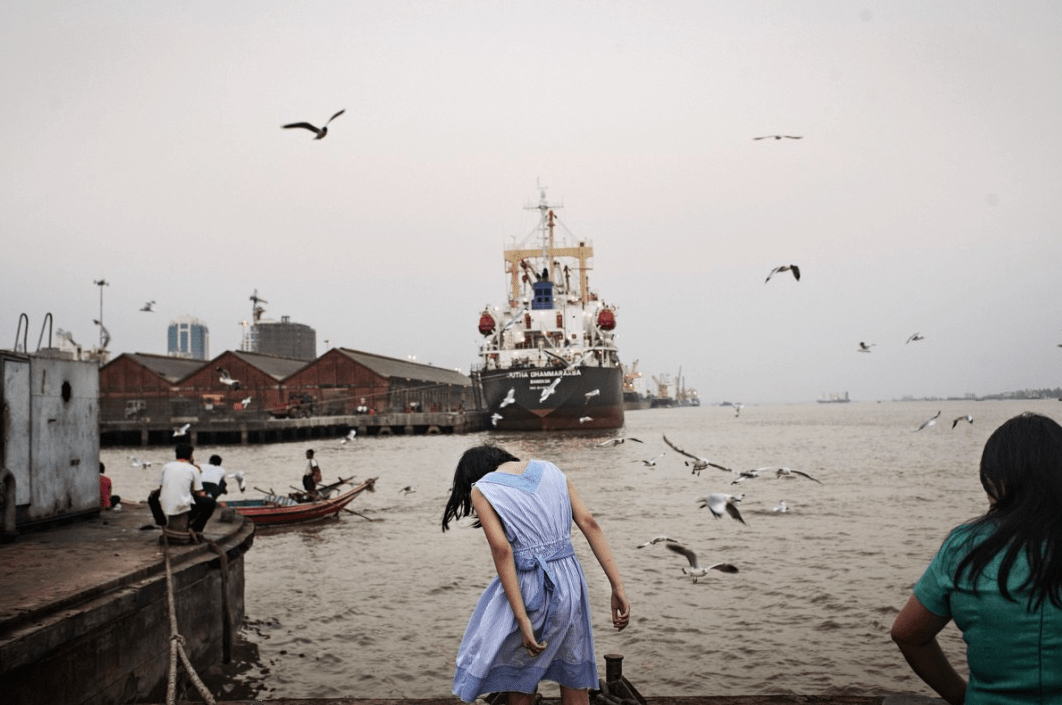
[817,391,851,403]
[472,189,624,431]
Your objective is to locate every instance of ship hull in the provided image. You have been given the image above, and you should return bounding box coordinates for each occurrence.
[478,366,624,431]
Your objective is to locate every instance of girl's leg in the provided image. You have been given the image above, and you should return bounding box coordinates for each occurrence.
[559,686,589,705]
[507,692,536,705]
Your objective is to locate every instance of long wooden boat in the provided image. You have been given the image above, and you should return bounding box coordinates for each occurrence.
[226,477,377,525]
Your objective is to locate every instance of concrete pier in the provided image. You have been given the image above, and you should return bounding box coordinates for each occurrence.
[101,410,490,446]
[0,504,255,705]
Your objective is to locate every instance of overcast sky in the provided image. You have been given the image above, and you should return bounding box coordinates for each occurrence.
[3,1,1061,404]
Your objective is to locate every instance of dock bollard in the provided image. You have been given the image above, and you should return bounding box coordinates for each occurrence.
[596,653,646,705]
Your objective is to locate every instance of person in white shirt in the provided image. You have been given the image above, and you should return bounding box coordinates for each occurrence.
[147,443,216,533]
[200,454,228,500]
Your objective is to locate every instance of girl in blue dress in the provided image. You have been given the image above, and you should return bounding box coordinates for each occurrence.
[442,444,631,705]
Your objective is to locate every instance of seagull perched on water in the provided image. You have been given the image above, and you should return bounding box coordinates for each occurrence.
[282,109,345,140]
[129,456,154,469]
[754,135,802,140]
[765,265,800,283]
[140,300,156,312]
[665,543,738,582]
[700,493,746,525]
[499,387,516,408]
[633,452,666,467]
[228,470,247,493]
[772,500,789,513]
[662,435,731,476]
[906,332,925,344]
[636,535,684,549]
[216,368,241,390]
[858,342,876,353]
[399,485,416,495]
[915,410,942,432]
[539,377,561,403]
[173,423,190,437]
[596,437,643,447]
[952,414,974,429]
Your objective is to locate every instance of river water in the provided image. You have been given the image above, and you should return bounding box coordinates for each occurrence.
[101,399,1059,701]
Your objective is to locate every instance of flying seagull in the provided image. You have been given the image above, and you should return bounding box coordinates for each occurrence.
[578,416,593,424]
[730,468,761,485]
[906,332,925,344]
[140,300,156,312]
[636,536,684,549]
[858,342,876,353]
[754,135,803,140]
[662,435,732,475]
[765,265,800,283]
[584,389,601,402]
[633,452,666,467]
[216,367,241,390]
[952,414,974,429]
[399,485,416,495]
[340,429,357,444]
[596,437,644,447]
[774,467,823,484]
[539,377,561,403]
[699,493,746,525]
[173,423,190,437]
[282,109,345,140]
[129,456,154,469]
[228,470,247,493]
[499,387,516,408]
[916,410,942,432]
[490,413,503,427]
[665,542,738,582]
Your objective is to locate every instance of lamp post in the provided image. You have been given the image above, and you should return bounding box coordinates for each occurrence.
[93,279,109,349]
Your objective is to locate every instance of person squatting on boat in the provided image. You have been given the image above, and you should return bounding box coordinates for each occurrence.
[147,443,216,539]
[891,412,1062,704]
[442,444,630,705]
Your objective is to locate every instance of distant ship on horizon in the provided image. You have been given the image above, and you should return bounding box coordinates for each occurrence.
[817,391,850,404]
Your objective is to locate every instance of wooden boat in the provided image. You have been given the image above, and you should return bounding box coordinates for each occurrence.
[226,477,377,526]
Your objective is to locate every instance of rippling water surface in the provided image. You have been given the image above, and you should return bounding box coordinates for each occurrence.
[102,399,1059,701]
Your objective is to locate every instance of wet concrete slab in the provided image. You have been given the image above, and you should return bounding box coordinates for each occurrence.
[0,502,241,632]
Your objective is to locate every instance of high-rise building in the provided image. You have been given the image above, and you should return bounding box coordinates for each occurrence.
[168,316,209,360]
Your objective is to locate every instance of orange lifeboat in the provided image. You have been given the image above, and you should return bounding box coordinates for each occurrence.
[478,311,496,336]
[597,309,616,331]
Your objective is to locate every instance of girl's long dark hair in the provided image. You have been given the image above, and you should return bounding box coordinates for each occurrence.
[441,444,519,532]
[954,412,1062,609]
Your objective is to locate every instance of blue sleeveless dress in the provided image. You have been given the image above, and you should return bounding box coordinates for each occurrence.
[452,460,599,702]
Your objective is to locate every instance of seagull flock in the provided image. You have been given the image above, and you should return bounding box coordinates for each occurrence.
[592,432,829,583]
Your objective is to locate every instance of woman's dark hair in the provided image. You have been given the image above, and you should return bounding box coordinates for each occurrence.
[441,444,519,532]
[955,412,1062,609]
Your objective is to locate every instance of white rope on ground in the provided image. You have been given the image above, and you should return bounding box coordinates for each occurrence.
[163,534,218,705]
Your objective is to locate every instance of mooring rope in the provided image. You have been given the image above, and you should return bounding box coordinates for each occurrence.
[163,534,217,705]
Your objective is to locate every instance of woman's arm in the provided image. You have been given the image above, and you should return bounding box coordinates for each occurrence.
[890,595,966,705]
[568,479,630,631]
[471,488,547,656]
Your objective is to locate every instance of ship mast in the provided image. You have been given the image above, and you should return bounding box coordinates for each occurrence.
[505,188,593,306]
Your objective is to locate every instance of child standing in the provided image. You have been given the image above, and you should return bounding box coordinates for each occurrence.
[442,444,630,705]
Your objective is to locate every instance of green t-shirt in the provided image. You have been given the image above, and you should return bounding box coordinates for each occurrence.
[915,524,1062,704]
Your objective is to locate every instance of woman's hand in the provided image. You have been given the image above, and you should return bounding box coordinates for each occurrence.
[611,588,631,631]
